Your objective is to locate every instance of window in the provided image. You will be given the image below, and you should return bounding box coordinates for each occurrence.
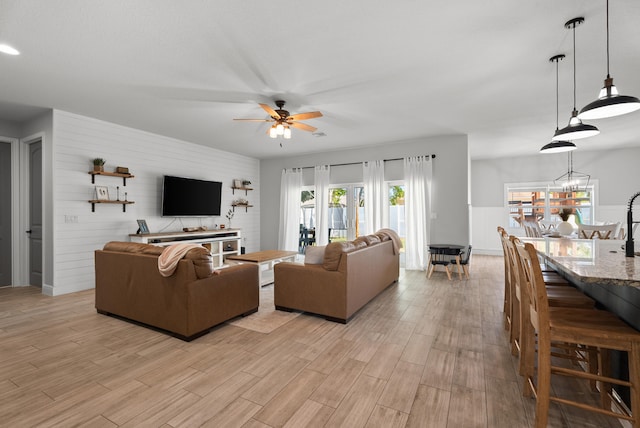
[506,183,595,230]
[300,188,315,229]
[388,182,405,251]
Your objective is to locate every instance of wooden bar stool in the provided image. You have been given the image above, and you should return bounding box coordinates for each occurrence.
[518,242,640,427]
[497,226,513,331]
[506,236,594,365]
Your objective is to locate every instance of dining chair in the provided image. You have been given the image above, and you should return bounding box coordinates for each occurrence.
[539,220,559,233]
[426,246,462,280]
[517,242,640,427]
[497,226,513,332]
[577,223,619,239]
[450,245,472,279]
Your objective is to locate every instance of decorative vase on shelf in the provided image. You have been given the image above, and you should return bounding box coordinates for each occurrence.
[557,221,574,236]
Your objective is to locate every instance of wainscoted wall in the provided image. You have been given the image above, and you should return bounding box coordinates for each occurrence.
[471,148,640,254]
[49,110,260,295]
[471,205,628,255]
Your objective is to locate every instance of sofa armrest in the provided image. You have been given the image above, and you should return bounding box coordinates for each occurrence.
[186,264,259,335]
[274,262,347,320]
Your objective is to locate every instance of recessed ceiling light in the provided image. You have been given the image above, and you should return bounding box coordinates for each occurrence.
[0,44,20,55]
[312,132,326,137]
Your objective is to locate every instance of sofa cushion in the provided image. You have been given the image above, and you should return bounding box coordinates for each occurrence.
[103,241,213,278]
[352,240,367,250]
[366,235,381,245]
[353,236,370,247]
[104,241,163,255]
[323,241,356,271]
[375,232,391,242]
[183,246,215,278]
[304,245,325,265]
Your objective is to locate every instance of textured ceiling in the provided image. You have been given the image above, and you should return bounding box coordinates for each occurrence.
[0,0,639,159]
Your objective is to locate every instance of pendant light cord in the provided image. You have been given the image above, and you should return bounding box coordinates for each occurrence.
[606,0,611,78]
[572,22,577,111]
[555,57,560,129]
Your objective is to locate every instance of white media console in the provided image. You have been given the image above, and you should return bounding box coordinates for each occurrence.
[129,229,242,268]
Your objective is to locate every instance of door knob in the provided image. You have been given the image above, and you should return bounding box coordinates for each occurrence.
[26,230,32,234]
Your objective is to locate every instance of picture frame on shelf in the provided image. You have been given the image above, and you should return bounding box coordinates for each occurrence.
[233,179,242,188]
[136,219,150,234]
[95,186,109,200]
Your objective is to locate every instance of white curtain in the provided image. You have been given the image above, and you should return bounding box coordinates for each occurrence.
[314,165,330,246]
[363,160,386,234]
[278,168,302,251]
[404,156,433,270]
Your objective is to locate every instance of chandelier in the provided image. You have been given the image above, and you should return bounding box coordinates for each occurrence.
[554,151,590,192]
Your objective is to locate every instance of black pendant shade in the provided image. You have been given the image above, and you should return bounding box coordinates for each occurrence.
[578,0,640,120]
[540,140,577,154]
[553,18,599,141]
[552,109,600,141]
[579,78,640,119]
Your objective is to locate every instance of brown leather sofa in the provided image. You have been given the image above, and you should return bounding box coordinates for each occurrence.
[274,232,400,323]
[95,241,259,341]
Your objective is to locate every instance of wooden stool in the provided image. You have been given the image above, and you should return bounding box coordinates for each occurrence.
[506,236,594,368]
[518,242,640,427]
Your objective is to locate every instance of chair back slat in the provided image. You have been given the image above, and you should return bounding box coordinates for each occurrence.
[577,223,618,239]
[506,236,523,303]
[516,242,550,335]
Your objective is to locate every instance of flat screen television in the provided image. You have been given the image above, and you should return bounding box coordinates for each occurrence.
[162,175,222,217]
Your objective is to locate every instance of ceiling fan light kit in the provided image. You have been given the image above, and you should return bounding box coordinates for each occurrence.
[578,0,640,120]
[234,99,322,142]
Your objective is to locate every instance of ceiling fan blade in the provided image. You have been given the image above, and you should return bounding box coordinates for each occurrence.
[259,103,281,119]
[288,111,323,121]
[290,122,317,132]
[233,118,273,122]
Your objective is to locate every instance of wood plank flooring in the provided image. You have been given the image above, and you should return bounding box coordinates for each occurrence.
[0,255,623,427]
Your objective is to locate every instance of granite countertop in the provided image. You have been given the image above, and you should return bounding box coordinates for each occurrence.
[523,237,640,288]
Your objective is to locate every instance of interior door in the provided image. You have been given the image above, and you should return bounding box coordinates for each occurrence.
[0,142,11,286]
[28,141,42,287]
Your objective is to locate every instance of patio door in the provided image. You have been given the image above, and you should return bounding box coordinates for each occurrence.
[327,185,366,242]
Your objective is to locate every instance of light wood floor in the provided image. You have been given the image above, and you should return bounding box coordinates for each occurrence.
[0,255,623,427]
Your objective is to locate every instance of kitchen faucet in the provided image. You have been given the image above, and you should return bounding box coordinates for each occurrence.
[626,191,640,257]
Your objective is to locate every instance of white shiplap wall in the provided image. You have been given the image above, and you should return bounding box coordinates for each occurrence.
[50,110,260,295]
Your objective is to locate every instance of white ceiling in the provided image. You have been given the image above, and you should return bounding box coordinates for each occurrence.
[0,0,639,160]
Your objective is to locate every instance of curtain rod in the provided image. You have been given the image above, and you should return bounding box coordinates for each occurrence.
[296,154,436,170]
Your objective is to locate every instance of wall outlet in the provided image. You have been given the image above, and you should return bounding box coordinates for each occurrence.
[64,215,79,223]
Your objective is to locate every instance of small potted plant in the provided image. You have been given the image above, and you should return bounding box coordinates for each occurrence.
[226,208,234,228]
[242,180,251,187]
[557,208,574,235]
[92,158,106,172]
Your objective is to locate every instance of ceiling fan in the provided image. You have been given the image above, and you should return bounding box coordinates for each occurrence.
[233,100,323,139]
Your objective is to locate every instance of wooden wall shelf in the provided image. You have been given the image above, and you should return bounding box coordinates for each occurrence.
[231,204,253,212]
[89,200,135,212]
[231,186,253,195]
[89,171,135,185]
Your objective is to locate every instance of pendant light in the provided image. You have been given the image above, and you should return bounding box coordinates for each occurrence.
[0,44,19,55]
[578,0,640,120]
[541,54,576,154]
[554,151,590,193]
[552,17,599,141]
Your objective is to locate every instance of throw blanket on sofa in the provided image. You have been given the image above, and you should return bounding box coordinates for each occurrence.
[377,228,403,254]
[158,243,203,277]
